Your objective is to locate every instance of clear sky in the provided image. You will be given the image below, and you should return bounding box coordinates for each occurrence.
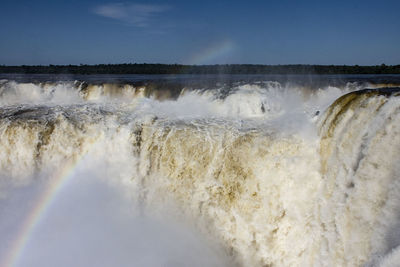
[1,0,399,65]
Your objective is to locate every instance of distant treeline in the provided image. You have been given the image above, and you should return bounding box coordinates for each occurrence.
[1,64,400,74]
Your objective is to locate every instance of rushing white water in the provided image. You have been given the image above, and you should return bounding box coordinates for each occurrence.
[0,78,400,266]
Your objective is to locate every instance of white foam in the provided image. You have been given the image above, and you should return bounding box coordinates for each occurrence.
[1,80,399,266]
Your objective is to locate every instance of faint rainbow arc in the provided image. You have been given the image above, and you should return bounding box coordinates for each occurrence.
[1,149,93,267]
[188,40,235,65]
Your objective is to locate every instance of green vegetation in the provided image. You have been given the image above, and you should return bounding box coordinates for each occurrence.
[1,63,400,74]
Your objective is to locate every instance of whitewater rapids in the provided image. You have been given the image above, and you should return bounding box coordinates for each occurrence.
[1,78,400,266]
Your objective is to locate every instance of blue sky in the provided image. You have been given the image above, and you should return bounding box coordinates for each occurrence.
[1,0,399,65]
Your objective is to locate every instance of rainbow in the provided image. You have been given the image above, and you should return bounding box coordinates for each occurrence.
[1,153,90,267]
[188,40,235,65]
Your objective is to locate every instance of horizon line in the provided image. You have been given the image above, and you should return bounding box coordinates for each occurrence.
[1,63,399,67]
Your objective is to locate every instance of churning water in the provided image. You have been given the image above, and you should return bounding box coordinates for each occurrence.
[1,74,400,266]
